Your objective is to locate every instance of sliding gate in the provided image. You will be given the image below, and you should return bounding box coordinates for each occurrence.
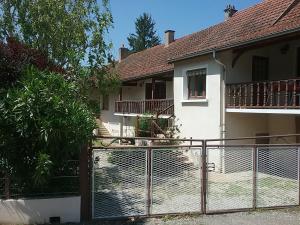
[92,135,300,219]
[92,145,203,219]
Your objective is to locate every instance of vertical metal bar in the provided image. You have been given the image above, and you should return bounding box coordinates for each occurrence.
[253,146,257,210]
[146,147,152,216]
[201,140,207,214]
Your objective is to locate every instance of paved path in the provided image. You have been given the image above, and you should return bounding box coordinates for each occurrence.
[98,208,300,225]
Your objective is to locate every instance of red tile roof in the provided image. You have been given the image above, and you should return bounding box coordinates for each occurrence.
[117,0,300,81]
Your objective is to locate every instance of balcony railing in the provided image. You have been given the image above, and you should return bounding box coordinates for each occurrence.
[226,79,300,109]
[115,99,174,115]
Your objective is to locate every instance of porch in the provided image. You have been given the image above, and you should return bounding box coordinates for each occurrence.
[114,99,174,115]
[226,78,300,110]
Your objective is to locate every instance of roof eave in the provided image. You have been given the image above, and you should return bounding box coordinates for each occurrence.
[168,27,300,63]
[120,69,174,82]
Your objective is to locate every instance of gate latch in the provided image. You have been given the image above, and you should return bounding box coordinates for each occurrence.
[207,162,215,172]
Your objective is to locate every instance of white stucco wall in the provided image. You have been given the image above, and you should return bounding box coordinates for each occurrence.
[101,93,122,136]
[225,113,297,143]
[173,55,222,139]
[0,196,81,224]
[268,114,296,143]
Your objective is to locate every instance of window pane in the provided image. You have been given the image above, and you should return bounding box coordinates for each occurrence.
[187,68,206,98]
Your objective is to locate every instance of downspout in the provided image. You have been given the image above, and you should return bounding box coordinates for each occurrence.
[213,50,226,173]
[212,50,226,141]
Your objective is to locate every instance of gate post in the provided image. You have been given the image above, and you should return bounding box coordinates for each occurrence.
[201,140,207,214]
[80,144,92,221]
[146,146,152,216]
[253,146,257,209]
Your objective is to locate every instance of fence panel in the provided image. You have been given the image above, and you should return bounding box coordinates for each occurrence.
[92,149,148,219]
[206,147,253,211]
[151,148,202,214]
[256,146,299,207]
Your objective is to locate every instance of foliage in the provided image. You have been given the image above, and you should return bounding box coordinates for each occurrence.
[0,67,96,189]
[137,115,180,139]
[0,0,120,98]
[0,0,113,70]
[138,116,152,137]
[0,38,63,89]
[127,13,161,52]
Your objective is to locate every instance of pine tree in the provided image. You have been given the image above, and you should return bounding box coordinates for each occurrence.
[127,13,161,52]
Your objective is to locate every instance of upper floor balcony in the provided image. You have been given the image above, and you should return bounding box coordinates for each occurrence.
[114,99,174,116]
[226,78,300,110]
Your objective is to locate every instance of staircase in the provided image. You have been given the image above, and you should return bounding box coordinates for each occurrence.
[96,119,111,136]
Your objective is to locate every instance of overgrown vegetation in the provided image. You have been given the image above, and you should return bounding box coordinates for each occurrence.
[0,67,95,191]
[0,0,119,195]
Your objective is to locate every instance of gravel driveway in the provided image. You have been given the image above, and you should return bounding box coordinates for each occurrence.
[96,208,300,225]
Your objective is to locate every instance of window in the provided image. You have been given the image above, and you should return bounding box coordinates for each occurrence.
[102,94,109,110]
[187,68,206,99]
[252,56,269,81]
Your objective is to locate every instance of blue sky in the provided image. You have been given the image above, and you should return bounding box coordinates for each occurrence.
[107,0,262,58]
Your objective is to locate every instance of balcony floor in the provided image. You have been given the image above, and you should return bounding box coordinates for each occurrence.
[226,108,300,115]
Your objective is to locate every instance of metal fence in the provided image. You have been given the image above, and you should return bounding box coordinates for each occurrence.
[92,135,300,219]
[0,160,80,199]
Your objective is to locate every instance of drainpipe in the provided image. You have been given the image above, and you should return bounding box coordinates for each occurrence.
[212,50,226,141]
[213,50,226,173]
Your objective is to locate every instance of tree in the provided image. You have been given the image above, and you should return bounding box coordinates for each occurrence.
[0,0,113,70]
[127,13,161,52]
[0,0,120,192]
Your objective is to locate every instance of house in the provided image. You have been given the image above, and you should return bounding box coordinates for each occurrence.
[100,0,300,145]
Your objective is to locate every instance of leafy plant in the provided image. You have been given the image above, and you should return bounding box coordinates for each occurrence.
[0,67,96,190]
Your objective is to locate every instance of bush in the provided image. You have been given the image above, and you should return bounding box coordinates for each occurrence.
[0,67,95,192]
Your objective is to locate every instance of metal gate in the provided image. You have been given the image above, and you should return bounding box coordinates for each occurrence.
[91,135,300,219]
[92,145,202,219]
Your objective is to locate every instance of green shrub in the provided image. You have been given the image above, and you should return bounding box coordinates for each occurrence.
[0,67,96,191]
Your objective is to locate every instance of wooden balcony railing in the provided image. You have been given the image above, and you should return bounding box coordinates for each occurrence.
[226,79,300,109]
[115,99,174,115]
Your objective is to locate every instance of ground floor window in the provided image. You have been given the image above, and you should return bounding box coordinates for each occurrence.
[187,68,206,99]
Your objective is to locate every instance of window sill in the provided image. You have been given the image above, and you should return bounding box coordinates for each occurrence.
[181,99,208,103]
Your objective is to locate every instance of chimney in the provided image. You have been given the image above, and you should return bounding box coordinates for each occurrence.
[165,30,175,46]
[224,4,238,21]
[119,44,129,61]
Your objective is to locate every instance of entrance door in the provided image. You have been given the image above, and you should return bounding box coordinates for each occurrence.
[252,56,269,106]
[145,82,166,99]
